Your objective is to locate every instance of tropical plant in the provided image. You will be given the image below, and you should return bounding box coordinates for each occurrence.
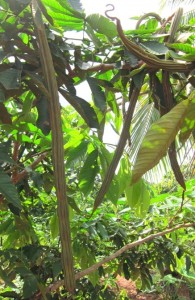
[0,0,194,299]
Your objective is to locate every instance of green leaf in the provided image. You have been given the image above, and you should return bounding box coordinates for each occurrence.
[179,95,195,144]
[50,212,59,239]
[57,0,84,17]
[0,169,21,210]
[86,14,117,39]
[36,0,54,25]
[67,196,81,214]
[22,92,34,114]
[86,24,102,48]
[135,183,150,217]
[99,146,113,176]
[66,0,83,12]
[96,222,109,240]
[0,0,9,10]
[132,69,146,88]
[66,140,89,167]
[16,267,38,298]
[42,0,84,30]
[0,266,17,289]
[78,149,99,195]
[60,89,99,128]
[88,270,99,287]
[125,178,142,208]
[124,48,139,67]
[168,50,195,62]
[0,218,13,235]
[36,95,51,135]
[87,77,107,112]
[106,177,120,205]
[132,99,189,184]
[0,69,21,90]
[51,259,62,278]
[0,143,14,165]
[167,42,195,55]
[118,155,131,195]
[140,41,169,55]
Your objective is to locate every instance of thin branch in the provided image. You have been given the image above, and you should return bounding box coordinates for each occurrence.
[12,153,47,184]
[48,222,195,292]
[93,86,141,211]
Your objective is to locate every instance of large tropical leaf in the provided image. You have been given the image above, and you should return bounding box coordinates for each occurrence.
[132,99,190,184]
[179,94,195,143]
[42,0,84,30]
[66,0,83,12]
[60,89,99,128]
[86,14,117,40]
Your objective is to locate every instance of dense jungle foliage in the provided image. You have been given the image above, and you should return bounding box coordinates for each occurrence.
[0,0,195,299]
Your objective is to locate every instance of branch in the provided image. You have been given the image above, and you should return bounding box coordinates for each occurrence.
[31,0,75,293]
[12,153,47,184]
[93,86,141,211]
[48,222,195,292]
[105,4,194,72]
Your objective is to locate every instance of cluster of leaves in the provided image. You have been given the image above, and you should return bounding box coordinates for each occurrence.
[0,0,195,299]
[0,178,195,298]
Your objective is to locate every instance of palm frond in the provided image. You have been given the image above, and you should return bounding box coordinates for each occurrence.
[169,0,195,5]
[181,9,195,25]
[160,0,195,12]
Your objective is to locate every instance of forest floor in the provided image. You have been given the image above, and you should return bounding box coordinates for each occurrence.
[116,275,192,300]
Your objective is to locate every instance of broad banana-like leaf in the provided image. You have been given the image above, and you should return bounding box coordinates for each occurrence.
[179,96,195,144]
[132,99,189,184]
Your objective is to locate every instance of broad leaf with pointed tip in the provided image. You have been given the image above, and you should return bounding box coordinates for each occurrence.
[42,0,84,30]
[86,14,117,40]
[78,150,99,195]
[87,77,107,112]
[0,169,21,210]
[132,99,190,184]
[60,89,99,128]
[179,93,195,144]
[125,178,150,217]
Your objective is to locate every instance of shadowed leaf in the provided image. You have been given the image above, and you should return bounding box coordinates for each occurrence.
[0,69,21,90]
[87,77,107,112]
[79,149,99,195]
[0,169,21,210]
[60,89,99,128]
[35,95,51,135]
